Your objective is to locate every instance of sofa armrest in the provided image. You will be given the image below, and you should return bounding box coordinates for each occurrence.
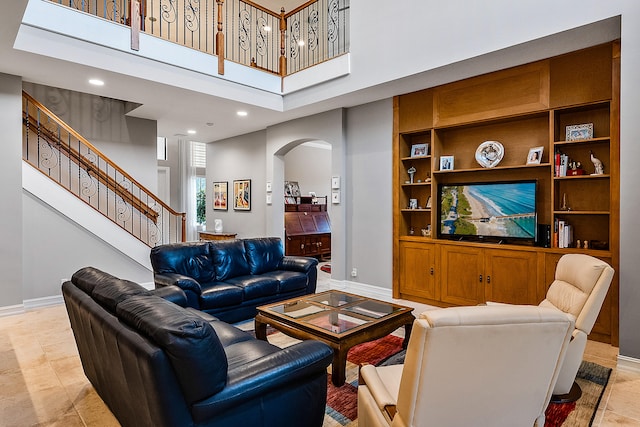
[149,285,188,307]
[280,256,318,273]
[191,340,332,417]
[154,273,202,294]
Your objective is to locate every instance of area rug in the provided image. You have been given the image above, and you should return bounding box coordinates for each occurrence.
[320,264,332,274]
[323,345,611,427]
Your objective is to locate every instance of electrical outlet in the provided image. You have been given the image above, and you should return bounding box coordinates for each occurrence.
[351,268,357,277]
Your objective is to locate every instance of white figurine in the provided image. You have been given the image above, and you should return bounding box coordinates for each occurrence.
[590,151,604,175]
[407,166,417,183]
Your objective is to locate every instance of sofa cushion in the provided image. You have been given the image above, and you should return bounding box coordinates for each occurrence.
[244,237,284,275]
[261,271,308,293]
[71,267,148,312]
[116,295,228,404]
[200,282,244,309]
[225,275,279,300]
[209,240,251,280]
[150,242,216,284]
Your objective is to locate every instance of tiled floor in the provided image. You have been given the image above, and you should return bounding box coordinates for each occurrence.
[1,267,639,426]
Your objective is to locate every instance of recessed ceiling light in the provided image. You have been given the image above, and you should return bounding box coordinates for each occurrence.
[187,130,197,134]
[89,79,104,86]
[237,111,248,117]
[206,122,215,127]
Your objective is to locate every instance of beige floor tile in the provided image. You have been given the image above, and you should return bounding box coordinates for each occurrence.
[599,410,640,426]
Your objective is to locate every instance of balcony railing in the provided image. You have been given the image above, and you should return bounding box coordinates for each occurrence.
[22,91,186,246]
[48,0,349,76]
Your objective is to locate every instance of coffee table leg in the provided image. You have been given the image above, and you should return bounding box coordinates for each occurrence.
[331,349,348,386]
[402,322,413,348]
[254,316,268,341]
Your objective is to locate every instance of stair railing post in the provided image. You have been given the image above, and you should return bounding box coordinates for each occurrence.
[130,0,141,51]
[216,0,225,75]
[279,7,287,78]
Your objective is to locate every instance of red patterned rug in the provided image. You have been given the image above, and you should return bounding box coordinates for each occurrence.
[322,336,611,427]
[320,264,332,274]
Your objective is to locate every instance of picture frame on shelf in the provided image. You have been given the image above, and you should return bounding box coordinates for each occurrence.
[410,143,429,157]
[526,146,544,165]
[566,123,594,141]
[409,198,418,209]
[213,181,228,211]
[233,179,251,211]
[425,196,432,209]
[439,155,454,171]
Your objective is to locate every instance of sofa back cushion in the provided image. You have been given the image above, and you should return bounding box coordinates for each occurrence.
[71,267,149,312]
[116,295,228,404]
[209,240,250,280]
[151,242,216,283]
[244,237,284,275]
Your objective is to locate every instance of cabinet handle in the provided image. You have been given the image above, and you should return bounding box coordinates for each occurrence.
[479,274,483,283]
[487,275,491,284]
[430,267,434,275]
[301,243,305,249]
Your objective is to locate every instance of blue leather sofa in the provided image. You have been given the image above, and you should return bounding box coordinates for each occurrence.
[150,237,318,323]
[62,267,333,427]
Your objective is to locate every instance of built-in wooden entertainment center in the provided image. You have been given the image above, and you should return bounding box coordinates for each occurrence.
[393,42,620,345]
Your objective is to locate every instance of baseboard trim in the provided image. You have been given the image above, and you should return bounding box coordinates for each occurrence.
[0,304,26,317]
[618,355,640,373]
[24,295,64,310]
[326,279,393,301]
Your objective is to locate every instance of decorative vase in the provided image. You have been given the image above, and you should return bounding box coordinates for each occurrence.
[214,219,223,233]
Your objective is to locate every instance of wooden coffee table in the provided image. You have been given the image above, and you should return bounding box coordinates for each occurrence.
[255,290,415,386]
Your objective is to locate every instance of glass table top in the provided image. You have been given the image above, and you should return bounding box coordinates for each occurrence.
[262,291,409,334]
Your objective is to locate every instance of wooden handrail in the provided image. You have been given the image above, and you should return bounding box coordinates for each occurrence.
[22,91,183,220]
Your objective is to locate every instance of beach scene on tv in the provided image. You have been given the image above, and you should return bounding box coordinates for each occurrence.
[440,182,536,239]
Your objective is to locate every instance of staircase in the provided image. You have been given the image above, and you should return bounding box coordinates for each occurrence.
[21,91,185,248]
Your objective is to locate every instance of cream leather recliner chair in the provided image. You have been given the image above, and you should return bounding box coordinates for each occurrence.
[539,253,614,401]
[358,305,574,427]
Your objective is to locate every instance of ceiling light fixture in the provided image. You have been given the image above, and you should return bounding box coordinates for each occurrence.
[89,78,105,86]
[237,111,248,117]
[187,130,197,134]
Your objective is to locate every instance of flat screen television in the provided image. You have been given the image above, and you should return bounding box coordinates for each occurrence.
[437,180,537,244]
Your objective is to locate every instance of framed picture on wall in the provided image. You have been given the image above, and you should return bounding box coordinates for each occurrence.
[213,181,228,211]
[233,179,251,211]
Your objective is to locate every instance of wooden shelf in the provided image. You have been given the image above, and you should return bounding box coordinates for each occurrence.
[393,42,619,345]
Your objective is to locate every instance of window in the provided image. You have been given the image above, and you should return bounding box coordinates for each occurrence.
[157,137,167,160]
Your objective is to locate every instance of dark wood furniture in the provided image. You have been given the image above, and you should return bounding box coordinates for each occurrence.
[255,291,415,386]
[393,42,619,345]
[285,210,331,258]
[199,231,237,241]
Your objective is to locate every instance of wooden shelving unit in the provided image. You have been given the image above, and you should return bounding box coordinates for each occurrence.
[393,42,620,345]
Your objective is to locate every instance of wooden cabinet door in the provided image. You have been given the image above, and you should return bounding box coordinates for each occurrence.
[440,245,484,306]
[398,241,437,301]
[484,249,538,305]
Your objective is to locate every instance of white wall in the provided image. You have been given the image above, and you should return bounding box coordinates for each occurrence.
[206,130,267,238]
[284,142,332,208]
[345,99,393,288]
[22,191,153,300]
[0,73,23,308]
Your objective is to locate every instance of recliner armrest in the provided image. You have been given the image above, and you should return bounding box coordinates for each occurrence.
[359,364,397,411]
[191,340,332,417]
[280,256,318,273]
[149,285,188,307]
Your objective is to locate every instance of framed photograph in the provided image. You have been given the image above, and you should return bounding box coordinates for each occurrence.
[212,181,228,211]
[425,196,432,209]
[409,198,418,209]
[233,179,251,211]
[566,123,593,141]
[439,155,454,171]
[410,143,429,157]
[527,146,544,165]
[284,181,301,198]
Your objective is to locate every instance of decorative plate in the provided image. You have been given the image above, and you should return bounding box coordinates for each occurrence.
[475,140,504,168]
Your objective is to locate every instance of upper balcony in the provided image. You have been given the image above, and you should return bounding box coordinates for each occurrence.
[29,0,350,101]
